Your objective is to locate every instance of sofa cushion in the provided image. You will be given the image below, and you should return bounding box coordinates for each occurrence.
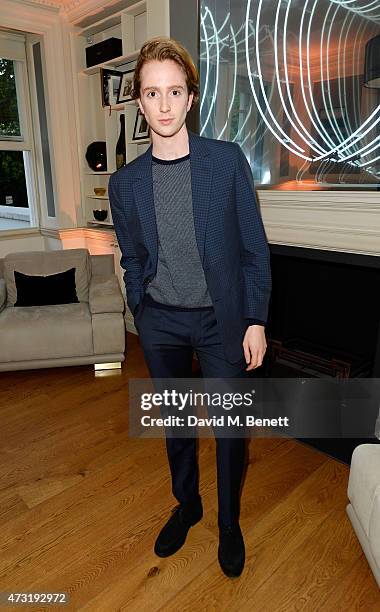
[0,303,93,362]
[89,275,124,314]
[347,443,380,537]
[4,249,91,306]
[92,312,125,354]
[14,268,79,307]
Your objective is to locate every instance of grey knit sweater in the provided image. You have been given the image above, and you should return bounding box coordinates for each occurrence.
[145,153,213,307]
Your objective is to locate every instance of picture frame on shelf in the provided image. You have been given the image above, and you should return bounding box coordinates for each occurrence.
[100,68,122,107]
[117,69,134,103]
[132,108,150,140]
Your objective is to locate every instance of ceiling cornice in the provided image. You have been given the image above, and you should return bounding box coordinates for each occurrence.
[13,0,97,15]
[64,0,124,24]
[12,0,128,26]
[15,0,64,9]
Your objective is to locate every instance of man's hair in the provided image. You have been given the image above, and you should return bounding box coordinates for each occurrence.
[130,36,199,107]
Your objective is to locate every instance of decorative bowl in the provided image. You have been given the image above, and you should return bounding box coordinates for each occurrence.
[85,141,107,171]
[94,187,106,196]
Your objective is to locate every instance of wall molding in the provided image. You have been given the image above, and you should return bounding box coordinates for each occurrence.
[0,228,42,240]
[39,227,61,238]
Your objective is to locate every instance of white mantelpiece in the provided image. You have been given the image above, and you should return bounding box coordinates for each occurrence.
[258,190,380,257]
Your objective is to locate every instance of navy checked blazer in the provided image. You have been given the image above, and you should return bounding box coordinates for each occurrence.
[108,128,272,363]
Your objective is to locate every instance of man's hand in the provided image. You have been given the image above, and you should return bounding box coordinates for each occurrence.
[243,325,267,371]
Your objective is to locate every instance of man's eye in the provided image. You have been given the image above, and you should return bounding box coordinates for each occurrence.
[147,91,156,97]
[172,90,180,95]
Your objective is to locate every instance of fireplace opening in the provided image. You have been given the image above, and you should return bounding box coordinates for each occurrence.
[262,244,380,463]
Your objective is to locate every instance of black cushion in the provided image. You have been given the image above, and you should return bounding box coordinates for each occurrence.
[14,268,79,307]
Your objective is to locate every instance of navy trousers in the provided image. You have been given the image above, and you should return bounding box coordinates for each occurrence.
[135,295,248,528]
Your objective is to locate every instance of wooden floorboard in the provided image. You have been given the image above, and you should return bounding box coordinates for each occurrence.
[0,332,378,611]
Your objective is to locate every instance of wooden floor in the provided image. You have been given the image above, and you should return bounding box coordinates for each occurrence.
[0,332,379,612]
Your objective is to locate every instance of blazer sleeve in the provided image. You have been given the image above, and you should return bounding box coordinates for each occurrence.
[233,143,272,323]
[108,174,143,316]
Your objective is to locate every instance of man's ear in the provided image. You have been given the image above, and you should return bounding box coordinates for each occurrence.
[137,99,144,114]
[187,91,194,112]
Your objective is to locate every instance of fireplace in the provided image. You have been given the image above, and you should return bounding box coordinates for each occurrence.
[265,244,380,379]
[259,245,380,463]
[255,190,380,463]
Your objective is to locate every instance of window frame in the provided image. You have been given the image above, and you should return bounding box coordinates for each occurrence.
[0,31,40,229]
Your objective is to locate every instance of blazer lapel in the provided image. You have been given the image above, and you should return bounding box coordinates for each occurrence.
[188,130,213,264]
[131,129,212,269]
[132,144,158,268]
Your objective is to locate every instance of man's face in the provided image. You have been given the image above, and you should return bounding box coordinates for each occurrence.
[137,59,194,138]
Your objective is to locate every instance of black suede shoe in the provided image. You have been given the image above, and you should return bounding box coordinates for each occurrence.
[154,501,203,558]
[218,523,245,577]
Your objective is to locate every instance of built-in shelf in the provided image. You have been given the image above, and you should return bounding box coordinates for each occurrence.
[76,1,147,38]
[84,171,112,175]
[106,103,124,111]
[76,11,124,37]
[74,0,169,229]
[101,101,137,113]
[81,50,140,75]
[87,220,114,227]
[127,139,150,144]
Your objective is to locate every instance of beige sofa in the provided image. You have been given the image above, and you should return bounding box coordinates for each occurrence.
[347,443,380,589]
[0,248,126,371]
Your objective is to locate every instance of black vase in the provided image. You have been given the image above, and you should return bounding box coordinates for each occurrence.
[85,141,107,172]
[116,114,126,169]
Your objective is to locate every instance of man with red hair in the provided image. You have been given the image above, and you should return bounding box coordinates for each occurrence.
[109,36,272,578]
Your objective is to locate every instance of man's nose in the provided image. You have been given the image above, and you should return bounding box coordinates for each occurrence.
[159,95,171,112]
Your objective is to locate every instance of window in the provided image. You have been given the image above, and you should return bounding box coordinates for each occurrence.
[0,30,53,230]
[0,57,21,138]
